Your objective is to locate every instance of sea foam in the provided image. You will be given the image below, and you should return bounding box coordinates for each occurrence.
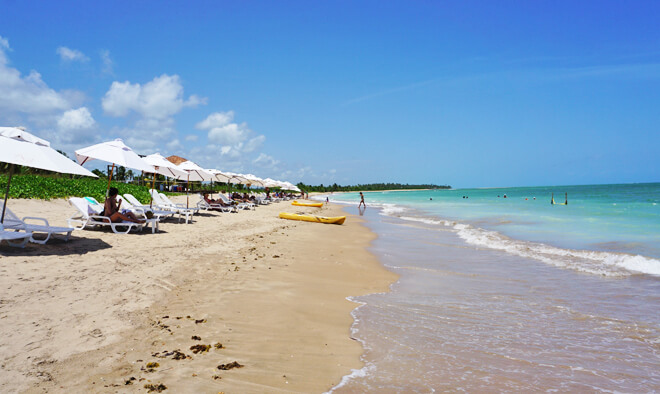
[381,204,660,277]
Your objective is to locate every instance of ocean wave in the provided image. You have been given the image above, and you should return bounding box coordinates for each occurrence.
[453,224,660,277]
[377,203,660,277]
[380,204,407,216]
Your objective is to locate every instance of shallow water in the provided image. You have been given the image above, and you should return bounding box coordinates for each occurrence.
[331,209,660,392]
[322,185,660,392]
[327,184,660,277]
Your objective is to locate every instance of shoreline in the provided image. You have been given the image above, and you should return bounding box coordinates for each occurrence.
[0,197,397,393]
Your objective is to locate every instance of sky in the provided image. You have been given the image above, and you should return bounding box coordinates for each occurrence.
[0,0,658,188]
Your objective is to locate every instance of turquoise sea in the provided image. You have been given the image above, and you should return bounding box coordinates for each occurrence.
[318,183,660,392]
[332,183,660,277]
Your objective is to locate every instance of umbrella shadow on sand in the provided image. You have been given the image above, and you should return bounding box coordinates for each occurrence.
[0,235,112,256]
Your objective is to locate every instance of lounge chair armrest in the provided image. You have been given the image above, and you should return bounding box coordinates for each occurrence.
[90,215,112,224]
[21,216,50,226]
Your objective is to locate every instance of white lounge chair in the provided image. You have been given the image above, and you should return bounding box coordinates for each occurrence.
[217,193,254,210]
[196,194,236,213]
[254,193,271,205]
[119,195,174,221]
[0,223,31,248]
[266,193,282,203]
[147,190,195,223]
[122,194,177,219]
[67,197,147,234]
[0,201,73,244]
[157,192,200,214]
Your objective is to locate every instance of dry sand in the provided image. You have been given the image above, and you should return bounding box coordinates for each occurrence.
[0,195,397,393]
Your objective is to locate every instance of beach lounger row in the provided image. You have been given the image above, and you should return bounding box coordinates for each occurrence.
[1,190,272,249]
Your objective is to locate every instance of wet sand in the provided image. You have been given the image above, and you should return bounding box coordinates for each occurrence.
[0,196,397,393]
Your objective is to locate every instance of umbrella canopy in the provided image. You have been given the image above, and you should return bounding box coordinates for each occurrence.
[281,181,300,192]
[262,178,282,188]
[223,172,250,185]
[143,153,189,207]
[0,127,97,223]
[143,153,188,179]
[240,173,264,187]
[207,169,232,183]
[76,139,155,173]
[176,160,216,182]
[0,127,97,177]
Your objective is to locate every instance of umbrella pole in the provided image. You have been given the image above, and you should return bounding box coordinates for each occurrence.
[1,164,15,224]
[106,163,115,197]
[150,172,156,208]
[186,173,189,209]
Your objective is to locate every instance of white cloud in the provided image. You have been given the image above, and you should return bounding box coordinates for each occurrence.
[243,135,265,153]
[207,122,251,145]
[57,107,95,130]
[102,74,206,119]
[0,36,76,116]
[0,36,9,53]
[166,138,184,152]
[98,73,207,157]
[279,166,314,183]
[253,153,280,168]
[100,50,113,75]
[184,134,198,142]
[56,46,89,62]
[196,111,234,129]
[196,111,266,159]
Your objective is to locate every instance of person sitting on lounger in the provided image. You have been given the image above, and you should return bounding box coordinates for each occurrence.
[231,192,251,203]
[104,187,144,223]
[242,193,257,202]
[203,193,231,208]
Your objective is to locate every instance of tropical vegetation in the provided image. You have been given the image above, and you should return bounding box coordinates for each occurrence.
[296,182,450,192]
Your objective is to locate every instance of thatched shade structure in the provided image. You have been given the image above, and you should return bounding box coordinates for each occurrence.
[165,155,187,166]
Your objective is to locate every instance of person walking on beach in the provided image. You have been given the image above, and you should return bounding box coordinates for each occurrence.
[358,192,366,209]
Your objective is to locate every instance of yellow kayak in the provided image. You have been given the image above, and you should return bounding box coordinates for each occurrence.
[279,212,346,225]
[291,200,323,208]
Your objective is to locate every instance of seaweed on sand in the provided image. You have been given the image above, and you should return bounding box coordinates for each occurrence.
[144,383,167,392]
[217,361,243,370]
[190,344,211,354]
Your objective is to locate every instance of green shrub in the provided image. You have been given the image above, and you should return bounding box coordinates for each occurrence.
[0,174,153,203]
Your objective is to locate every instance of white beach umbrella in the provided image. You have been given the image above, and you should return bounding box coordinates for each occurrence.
[144,153,188,179]
[75,138,155,194]
[171,160,217,208]
[143,153,189,207]
[286,183,301,192]
[176,161,216,182]
[240,173,264,187]
[218,172,250,197]
[262,178,281,188]
[223,172,250,185]
[0,127,97,223]
[282,181,299,191]
[207,169,232,183]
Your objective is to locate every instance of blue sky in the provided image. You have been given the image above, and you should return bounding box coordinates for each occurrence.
[0,1,658,187]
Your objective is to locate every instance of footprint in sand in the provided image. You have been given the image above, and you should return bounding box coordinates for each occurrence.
[89,328,103,338]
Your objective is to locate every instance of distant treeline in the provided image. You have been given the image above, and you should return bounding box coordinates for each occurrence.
[296,183,451,192]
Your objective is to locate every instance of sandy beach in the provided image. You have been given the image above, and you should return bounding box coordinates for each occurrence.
[0,196,397,393]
